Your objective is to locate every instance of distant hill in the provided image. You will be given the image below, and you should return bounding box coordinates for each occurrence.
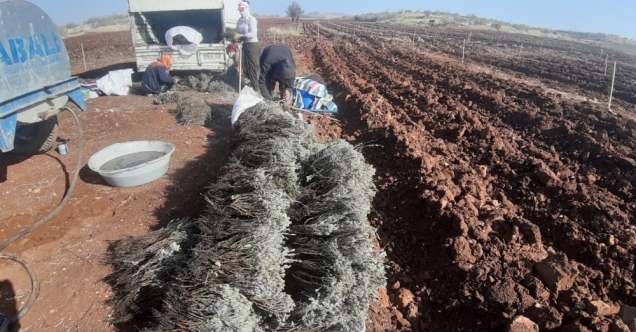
[351,10,636,55]
[305,12,349,19]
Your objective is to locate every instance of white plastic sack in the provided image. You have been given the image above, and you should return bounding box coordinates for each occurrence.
[232,87,263,126]
[165,26,203,56]
[96,69,134,96]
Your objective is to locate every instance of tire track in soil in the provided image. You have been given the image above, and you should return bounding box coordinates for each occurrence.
[305,36,636,331]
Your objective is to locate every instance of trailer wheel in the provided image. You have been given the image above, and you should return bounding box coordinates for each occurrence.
[12,117,59,155]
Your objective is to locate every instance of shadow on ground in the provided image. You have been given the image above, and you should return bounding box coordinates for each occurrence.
[0,154,28,183]
[0,279,20,331]
[77,62,137,80]
[149,101,234,230]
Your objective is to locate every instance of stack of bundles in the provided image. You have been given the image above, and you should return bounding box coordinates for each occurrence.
[105,101,385,331]
[177,73,237,99]
[153,90,181,105]
[174,96,212,126]
[155,103,311,331]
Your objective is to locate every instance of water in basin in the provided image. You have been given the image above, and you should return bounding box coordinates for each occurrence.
[100,151,166,171]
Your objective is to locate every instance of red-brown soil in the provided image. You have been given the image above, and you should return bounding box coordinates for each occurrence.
[2,19,636,332]
[300,21,636,331]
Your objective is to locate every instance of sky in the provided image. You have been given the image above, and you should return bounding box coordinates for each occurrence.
[25,0,636,39]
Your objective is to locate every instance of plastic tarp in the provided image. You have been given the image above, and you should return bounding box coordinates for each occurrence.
[232,87,263,126]
[294,77,328,98]
[291,77,338,113]
[96,69,134,96]
[165,26,203,56]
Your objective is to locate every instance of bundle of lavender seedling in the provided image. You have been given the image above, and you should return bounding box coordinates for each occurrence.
[285,141,385,331]
[104,218,196,324]
[106,101,385,332]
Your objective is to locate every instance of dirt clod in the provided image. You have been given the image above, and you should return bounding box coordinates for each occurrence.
[609,320,630,332]
[534,253,578,293]
[536,166,560,187]
[407,303,419,320]
[451,236,476,264]
[507,315,539,332]
[394,288,415,309]
[524,305,563,330]
[585,300,620,317]
[608,320,631,332]
[395,310,411,329]
[378,288,391,308]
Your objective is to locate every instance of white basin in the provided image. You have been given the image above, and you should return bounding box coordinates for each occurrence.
[88,140,176,187]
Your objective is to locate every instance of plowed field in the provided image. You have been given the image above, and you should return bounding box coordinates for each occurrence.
[289,21,636,331]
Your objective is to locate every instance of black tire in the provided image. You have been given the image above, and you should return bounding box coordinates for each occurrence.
[12,117,59,155]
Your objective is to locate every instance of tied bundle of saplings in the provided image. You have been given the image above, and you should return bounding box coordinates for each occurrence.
[105,101,385,331]
[176,72,238,98]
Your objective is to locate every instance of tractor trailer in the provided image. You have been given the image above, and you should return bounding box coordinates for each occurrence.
[127,0,241,72]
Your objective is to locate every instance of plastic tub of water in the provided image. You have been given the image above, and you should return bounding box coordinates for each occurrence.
[88,140,176,187]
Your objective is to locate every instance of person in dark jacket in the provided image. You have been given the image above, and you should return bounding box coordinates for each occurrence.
[141,55,178,95]
[258,44,296,101]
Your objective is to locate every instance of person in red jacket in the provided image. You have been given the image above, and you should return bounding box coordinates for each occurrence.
[141,55,179,95]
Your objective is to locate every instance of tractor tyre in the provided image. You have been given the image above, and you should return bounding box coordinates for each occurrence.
[12,116,59,155]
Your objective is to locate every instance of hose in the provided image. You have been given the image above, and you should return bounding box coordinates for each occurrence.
[0,254,39,332]
[0,107,83,251]
[0,107,83,330]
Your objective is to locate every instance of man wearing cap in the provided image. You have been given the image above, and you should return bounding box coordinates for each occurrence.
[234,1,260,88]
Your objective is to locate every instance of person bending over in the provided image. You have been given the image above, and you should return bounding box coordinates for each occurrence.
[141,55,179,95]
[258,44,296,102]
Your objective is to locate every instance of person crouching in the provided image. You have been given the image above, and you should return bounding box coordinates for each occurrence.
[141,55,179,95]
[258,44,296,103]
